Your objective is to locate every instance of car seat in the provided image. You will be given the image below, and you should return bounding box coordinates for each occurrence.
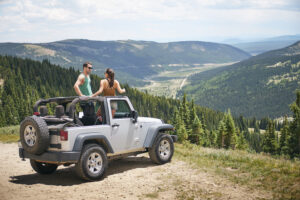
[81,102,97,126]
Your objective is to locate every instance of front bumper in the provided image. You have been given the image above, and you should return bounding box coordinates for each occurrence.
[19,148,80,164]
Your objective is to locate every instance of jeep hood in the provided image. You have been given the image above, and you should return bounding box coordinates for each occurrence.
[137,117,163,124]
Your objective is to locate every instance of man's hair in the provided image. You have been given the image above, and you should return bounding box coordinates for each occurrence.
[83,62,92,68]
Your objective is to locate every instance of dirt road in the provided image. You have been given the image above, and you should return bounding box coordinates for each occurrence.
[0,143,271,200]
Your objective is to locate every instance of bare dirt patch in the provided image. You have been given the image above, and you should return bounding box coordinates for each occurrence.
[24,44,56,57]
[0,143,271,200]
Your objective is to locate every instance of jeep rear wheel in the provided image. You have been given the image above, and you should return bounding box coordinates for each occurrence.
[20,116,49,155]
[149,134,174,164]
[75,144,108,181]
[30,159,58,174]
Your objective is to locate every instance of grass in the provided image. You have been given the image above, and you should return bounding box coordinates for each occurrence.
[174,142,300,200]
[143,192,159,199]
[0,125,19,143]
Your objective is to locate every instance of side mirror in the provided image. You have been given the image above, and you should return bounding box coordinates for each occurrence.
[131,110,138,123]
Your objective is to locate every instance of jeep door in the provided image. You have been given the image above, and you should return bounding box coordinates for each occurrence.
[108,99,137,152]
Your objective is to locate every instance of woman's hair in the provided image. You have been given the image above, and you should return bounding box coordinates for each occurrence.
[105,68,115,88]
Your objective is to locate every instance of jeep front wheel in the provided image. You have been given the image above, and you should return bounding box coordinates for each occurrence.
[149,134,174,164]
[75,144,108,181]
[30,159,58,174]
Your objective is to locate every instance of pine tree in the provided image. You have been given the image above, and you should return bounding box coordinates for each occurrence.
[189,115,203,144]
[189,99,197,129]
[236,128,248,150]
[259,117,269,130]
[201,113,207,131]
[208,130,217,147]
[224,110,237,149]
[262,119,278,154]
[173,107,181,133]
[280,116,290,155]
[217,120,226,148]
[250,131,262,152]
[254,121,260,133]
[177,119,188,143]
[181,94,190,130]
[288,90,300,158]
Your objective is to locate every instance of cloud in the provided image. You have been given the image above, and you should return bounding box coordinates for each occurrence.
[0,0,299,42]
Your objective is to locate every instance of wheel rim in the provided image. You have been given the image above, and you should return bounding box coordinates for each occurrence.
[159,139,171,160]
[87,152,103,174]
[24,125,37,147]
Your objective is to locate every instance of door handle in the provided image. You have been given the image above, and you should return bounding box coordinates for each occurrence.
[112,123,120,128]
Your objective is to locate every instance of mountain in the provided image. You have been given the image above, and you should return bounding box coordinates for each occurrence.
[0,39,250,86]
[233,34,300,55]
[180,41,300,119]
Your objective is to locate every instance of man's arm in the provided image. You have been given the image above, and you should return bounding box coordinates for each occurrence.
[74,74,85,96]
[92,80,104,97]
[115,80,126,94]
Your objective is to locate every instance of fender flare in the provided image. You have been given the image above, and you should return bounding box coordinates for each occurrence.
[143,124,174,148]
[72,133,114,153]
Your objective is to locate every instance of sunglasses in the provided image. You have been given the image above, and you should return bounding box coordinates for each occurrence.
[88,67,93,69]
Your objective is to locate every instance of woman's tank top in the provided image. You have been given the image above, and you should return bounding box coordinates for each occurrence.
[103,79,116,96]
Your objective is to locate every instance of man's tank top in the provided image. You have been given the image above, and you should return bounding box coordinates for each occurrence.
[79,74,92,96]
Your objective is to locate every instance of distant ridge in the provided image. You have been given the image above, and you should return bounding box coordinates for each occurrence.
[0,39,250,86]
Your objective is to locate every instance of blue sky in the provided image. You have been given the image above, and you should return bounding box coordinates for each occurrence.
[0,0,299,43]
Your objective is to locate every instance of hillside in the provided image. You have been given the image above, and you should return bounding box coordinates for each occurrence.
[181,41,300,119]
[0,39,250,86]
[233,35,300,55]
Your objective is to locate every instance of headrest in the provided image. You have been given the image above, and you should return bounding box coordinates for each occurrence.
[83,102,95,116]
[39,106,48,116]
[55,105,65,118]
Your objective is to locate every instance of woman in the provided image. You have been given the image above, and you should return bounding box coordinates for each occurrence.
[92,68,126,118]
[92,68,126,97]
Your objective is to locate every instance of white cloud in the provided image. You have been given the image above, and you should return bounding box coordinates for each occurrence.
[0,0,299,42]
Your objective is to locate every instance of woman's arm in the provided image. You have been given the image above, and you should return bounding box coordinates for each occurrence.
[92,80,104,97]
[115,80,126,94]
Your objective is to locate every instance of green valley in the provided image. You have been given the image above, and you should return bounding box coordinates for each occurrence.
[137,62,235,98]
[181,41,300,119]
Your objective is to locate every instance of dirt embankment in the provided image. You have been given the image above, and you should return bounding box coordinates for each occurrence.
[0,143,271,200]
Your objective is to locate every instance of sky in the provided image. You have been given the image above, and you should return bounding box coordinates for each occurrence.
[0,0,300,43]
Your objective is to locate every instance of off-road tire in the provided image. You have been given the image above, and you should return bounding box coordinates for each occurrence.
[149,134,174,164]
[20,116,49,155]
[75,144,108,181]
[30,159,58,174]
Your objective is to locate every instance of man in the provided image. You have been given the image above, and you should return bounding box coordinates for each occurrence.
[74,62,93,96]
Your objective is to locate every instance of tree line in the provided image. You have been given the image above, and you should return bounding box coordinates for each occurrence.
[173,92,300,158]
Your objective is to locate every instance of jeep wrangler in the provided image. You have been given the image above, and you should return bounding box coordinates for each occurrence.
[19,96,177,181]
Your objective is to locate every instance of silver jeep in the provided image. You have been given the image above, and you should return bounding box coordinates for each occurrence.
[19,96,177,181]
